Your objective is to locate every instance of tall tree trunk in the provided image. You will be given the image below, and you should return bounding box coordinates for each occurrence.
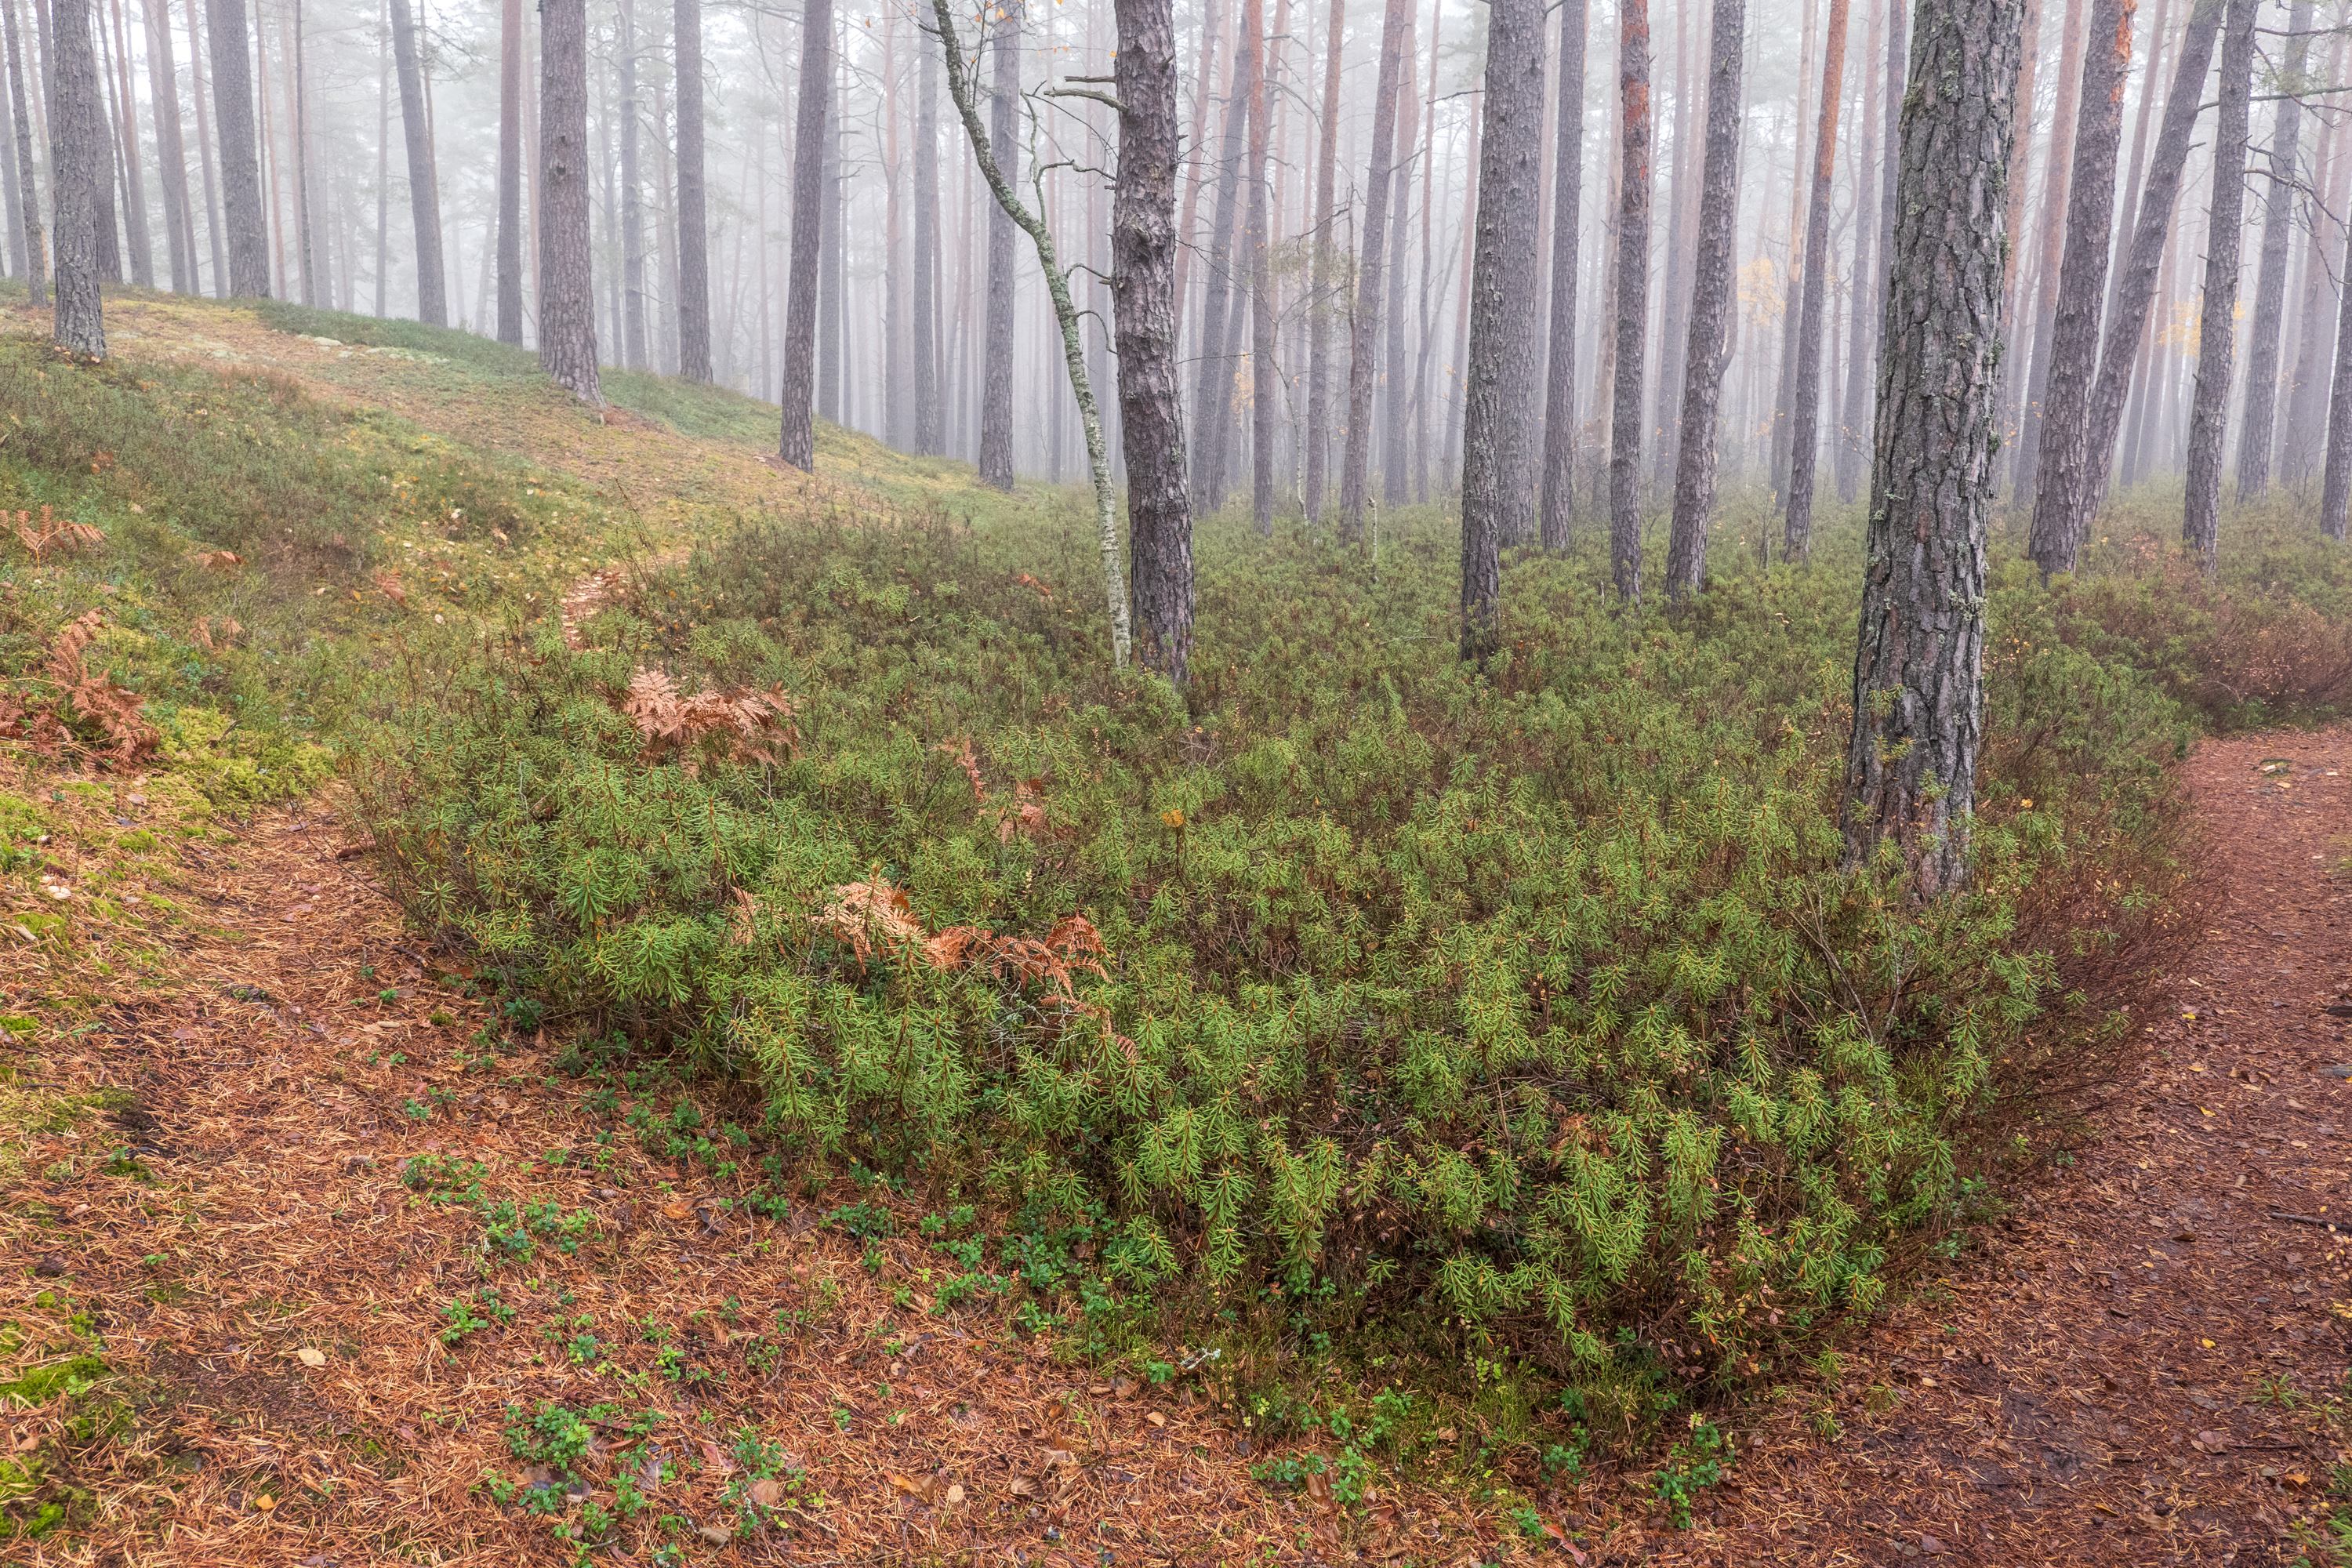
[206,0,263,293]
[914,42,940,452]
[1609,0,1653,598]
[1866,0,1905,457]
[2322,150,2352,537]
[1651,0,1695,489]
[496,0,523,343]
[1780,0,1849,558]
[1833,0,1885,504]
[1337,0,1411,540]
[1460,0,1544,647]
[537,0,600,403]
[49,0,107,355]
[1539,0,1588,547]
[2061,0,2218,544]
[1303,0,1341,520]
[101,0,150,287]
[1249,0,1280,532]
[1768,0,1820,509]
[1493,20,1544,547]
[675,0,710,381]
[820,55,841,423]
[143,0,193,292]
[388,0,443,325]
[0,11,16,281]
[616,0,645,367]
[1111,0,1190,674]
[2023,0,2136,574]
[2183,0,2256,571]
[1842,0,2024,898]
[1380,6,1414,509]
[1665,0,1744,598]
[977,2,1020,490]
[1173,0,1225,336]
[2283,34,2348,487]
[293,0,319,305]
[2012,0,2088,503]
[2105,0,2168,336]
[185,0,223,295]
[2233,0,2311,500]
[779,0,829,467]
[1190,0,1260,510]
[4,0,42,305]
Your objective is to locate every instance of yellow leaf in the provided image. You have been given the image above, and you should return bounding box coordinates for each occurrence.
[296,1348,326,1367]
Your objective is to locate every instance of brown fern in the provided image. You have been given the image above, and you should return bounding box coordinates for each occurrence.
[13,507,103,566]
[619,670,799,766]
[40,610,157,766]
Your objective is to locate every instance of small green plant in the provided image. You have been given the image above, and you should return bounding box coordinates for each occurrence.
[439,1287,517,1347]
[1653,1417,1733,1530]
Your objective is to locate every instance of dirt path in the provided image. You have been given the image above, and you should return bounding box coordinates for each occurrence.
[1627,728,2352,1566]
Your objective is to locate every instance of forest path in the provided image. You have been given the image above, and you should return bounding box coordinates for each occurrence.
[1650,728,2352,1566]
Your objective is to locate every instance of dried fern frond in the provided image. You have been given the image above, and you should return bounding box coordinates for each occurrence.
[13,507,103,566]
[619,670,798,766]
[935,738,986,801]
[39,611,157,765]
[811,880,927,965]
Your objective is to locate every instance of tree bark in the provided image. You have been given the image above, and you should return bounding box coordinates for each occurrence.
[1768,0,1820,510]
[1833,0,1886,504]
[675,0,710,381]
[209,0,260,295]
[1112,0,1191,676]
[1842,0,2024,898]
[1303,0,1341,521]
[914,42,940,452]
[1492,17,1544,549]
[1780,0,1850,559]
[1337,0,1410,540]
[1380,8,1414,510]
[4,0,42,306]
[1609,0,1653,599]
[185,0,223,295]
[537,0,600,404]
[1460,0,1544,648]
[1651,0,1695,490]
[2283,34,2349,487]
[387,0,444,325]
[1191,0,1261,510]
[820,56,842,423]
[496,0,523,343]
[977,2,1019,490]
[1665,0,1745,599]
[2323,152,2352,537]
[143,0,194,292]
[102,0,151,289]
[1249,0,1279,533]
[2023,0,2135,574]
[49,0,106,357]
[2050,0,2219,554]
[2183,0,2256,571]
[2011,0,2087,503]
[616,0,647,368]
[2233,0,2310,500]
[933,0,1137,670]
[1539,0,1588,548]
[779,0,829,466]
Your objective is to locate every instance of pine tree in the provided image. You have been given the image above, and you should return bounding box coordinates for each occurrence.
[142,0,194,293]
[208,0,267,297]
[538,0,601,404]
[49,0,107,358]
[1609,0,1654,600]
[1665,0,1745,599]
[2233,0,2314,500]
[1303,0,1342,521]
[977,2,1020,492]
[2183,0,2257,572]
[1539,0,1588,548]
[388,0,445,326]
[1779,0,1850,560]
[1338,0,1413,540]
[496,0,524,343]
[675,0,711,383]
[2,0,42,307]
[779,0,830,469]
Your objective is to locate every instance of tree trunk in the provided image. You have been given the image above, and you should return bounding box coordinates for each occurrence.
[1303,0,1341,521]
[675,0,710,381]
[1460,0,1544,648]
[820,57,842,423]
[185,0,223,296]
[977,2,1019,491]
[1191,0,1261,510]
[1651,0,1695,490]
[1842,0,2024,898]
[496,0,523,343]
[49,0,106,356]
[1665,0,1744,599]
[1380,7,1414,510]
[2322,151,2352,537]
[914,42,940,452]
[537,0,600,404]
[388,0,444,325]
[2283,34,2348,487]
[1833,0,1886,504]
[1609,0,1653,599]
[0,11,16,281]
[101,0,150,289]
[2011,0,2087,503]
[1539,0,1588,548]
[1249,0,1279,533]
[4,0,42,306]
[143,0,193,292]
[2051,0,2219,551]
[1337,0,1413,540]
[1867,0,1906,454]
[615,0,647,367]
[779,0,829,466]
[1173,0,1225,337]
[2023,0,2135,574]
[1780,0,1849,559]
[1768,0,1820,510]
[2183,0,2256,571]
[1493,20,1544,549]
[2233,0,2311,501]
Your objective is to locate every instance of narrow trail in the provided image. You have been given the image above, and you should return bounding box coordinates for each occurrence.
[1646,728,2352,1566]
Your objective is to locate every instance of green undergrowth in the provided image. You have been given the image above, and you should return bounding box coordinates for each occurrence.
[346,477,2232,1457]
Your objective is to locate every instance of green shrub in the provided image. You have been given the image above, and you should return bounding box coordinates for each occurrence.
[350,492,2196,1384]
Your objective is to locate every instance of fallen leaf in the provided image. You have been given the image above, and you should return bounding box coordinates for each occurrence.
[700,1439,735,1472]
[662,1202,695,1221]
[887,1471,939,1503]
[1145,1410,1167,1427]
[696,1524,731,1545]
[296,1348,326,1368]
[747,1477,783,1507]
[1008,1472,1041,1498]
[1919,1535,1948,1555]
[946,1483,965,1505]
[1304,1468,1337,1512]
[252,1494,275,1512]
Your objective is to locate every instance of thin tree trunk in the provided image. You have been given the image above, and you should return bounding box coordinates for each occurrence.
[2233,0,2311,500]
[1842,0,2024,898]
[2013,0,2089,503]
[2322,145,2352,536]
[1173,0,1225,335]
[102,0,149,287]
[915,42,940,452]
[1337,0,1411,539]
[977,2,1021,490]
[2183,0,2256,570]
[293,0,318,306]
[675,0,710,380]
[206,0,263,293]
[820,53,841,423]
[4,0,42,304]
[1833,0,1884,503]
[1768,0,1820,506]
[144,0,193,292]
[1493,15,1544,548]
[616,0,646,367]
[2105,0,2168,337]
[2024,0,2136,573]
[1380,5,1413,509]
[1866,0,1904,457]
[538,0,600,403]
[1652,0,1695,489]
[1250,0,1281,532]
[373,2,387,314]
[1665,0,1744,599]
[1538,0,1585,546]
[1189,0,1259,510]
[50,0,107,355]
[1609,0,1653,597]
[0,9,16,280]
[1460,0,1544,647]
[779,0,828,466]
[1780,0,1849,558]
[2284,34,2348,487]
[388,0,443,324]
[495,0,522,342]
[1302,0,1341,521]
[1409,0,1441,504]
[185,0,222,294]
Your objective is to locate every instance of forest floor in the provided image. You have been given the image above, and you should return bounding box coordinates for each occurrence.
[1,296,2347,1564]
